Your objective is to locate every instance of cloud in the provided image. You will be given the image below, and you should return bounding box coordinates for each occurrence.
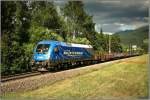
[95,23,122,33]
[83,0,148,32]
[53,0,148,32]
[114,23,125,26]
[119,25,136,31]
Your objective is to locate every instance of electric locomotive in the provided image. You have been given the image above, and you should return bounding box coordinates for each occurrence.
[31,40,94,71]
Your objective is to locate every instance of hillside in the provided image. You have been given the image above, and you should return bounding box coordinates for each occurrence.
[115,25,149,47]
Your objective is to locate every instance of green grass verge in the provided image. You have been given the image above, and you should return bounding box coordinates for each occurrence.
[2,55,149,99]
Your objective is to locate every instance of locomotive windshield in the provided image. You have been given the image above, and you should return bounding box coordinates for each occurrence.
[36,44,50,54]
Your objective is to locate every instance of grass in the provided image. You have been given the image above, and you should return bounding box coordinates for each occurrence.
[1,54,149,99]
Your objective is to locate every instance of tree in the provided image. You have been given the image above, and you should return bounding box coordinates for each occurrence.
[96,33,106,51]
[15,1,31,45]
[111,34,122,52]
[62,1,100,50]
[30,1,61,30]
[12,1,32,73]
[62,1,89,39]
[29,1,61,42]
[141,39,148,53]
[1,1,32,75]
[1,1,17,75]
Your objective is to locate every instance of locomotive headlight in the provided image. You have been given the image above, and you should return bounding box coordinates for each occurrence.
[31,59,35,63]
[31,59,35,65]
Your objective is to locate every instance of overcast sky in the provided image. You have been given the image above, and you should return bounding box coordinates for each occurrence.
[54,0,149,33]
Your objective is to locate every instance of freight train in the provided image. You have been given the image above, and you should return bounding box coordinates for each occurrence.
[31,40,139,71]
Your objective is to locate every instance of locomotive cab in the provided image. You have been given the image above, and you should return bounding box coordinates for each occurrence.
[31,43,52,71]
[35,44,50,61]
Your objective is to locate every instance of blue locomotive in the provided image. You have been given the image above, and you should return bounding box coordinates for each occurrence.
[31,40,94,71]
[31,40,140,71]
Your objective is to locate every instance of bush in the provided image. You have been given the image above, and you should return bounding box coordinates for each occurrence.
[1,43,35,75]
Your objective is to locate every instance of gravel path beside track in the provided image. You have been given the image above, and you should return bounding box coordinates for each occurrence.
[1,57,135,94]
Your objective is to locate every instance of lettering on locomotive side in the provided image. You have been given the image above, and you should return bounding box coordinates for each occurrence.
[63,50,83,56]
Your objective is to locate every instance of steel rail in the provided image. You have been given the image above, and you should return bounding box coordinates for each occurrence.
[1,71,41,82]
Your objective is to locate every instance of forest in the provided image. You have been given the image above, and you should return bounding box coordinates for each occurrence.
[1,1,143,75]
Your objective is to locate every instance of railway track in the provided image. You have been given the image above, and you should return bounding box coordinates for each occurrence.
[1,71,41,82]
[1,55,139,83]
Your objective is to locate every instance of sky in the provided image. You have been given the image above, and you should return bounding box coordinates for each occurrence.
[54,0,149,33]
